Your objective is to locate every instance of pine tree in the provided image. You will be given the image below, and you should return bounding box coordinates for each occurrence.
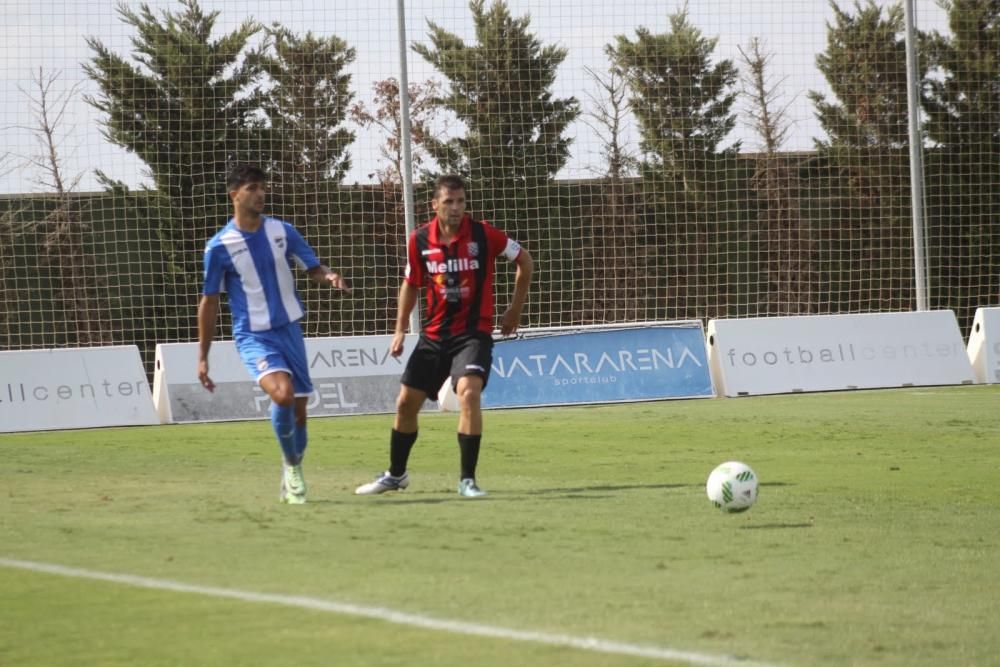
[923,0,1000,330]
[606,8,741,321]
[807,0,918,315]
[811,2,913,150]
[607,8,739,199]
[256,26,358,337]
[924,0,1000,149]
[412,0,580,221]
[84,0,271,342]
[263,26,356,232]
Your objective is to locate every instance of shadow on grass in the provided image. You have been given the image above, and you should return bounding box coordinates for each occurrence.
[531,483,687,494]
[347,484,684,505]
[740,523,813,530]
[346,494,459,506]
[309,482,796,506]
[340,481,797,505]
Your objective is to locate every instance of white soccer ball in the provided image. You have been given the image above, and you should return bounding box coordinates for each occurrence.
[706,461,759,513]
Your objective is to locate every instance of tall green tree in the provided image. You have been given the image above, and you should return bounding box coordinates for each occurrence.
[258,27,358,337]
[807,0,919,315]
[606,8,742,321]
[608,8,739,198]
[412,0,580,220]
[811,1,913,150]
[924,0,1000,149]
[84,0,271,346]
[262,26,356,231]
[923,0,1000,329]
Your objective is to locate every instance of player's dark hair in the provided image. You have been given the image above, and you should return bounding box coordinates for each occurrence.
[227,165,267,191]
[433,174,466,198]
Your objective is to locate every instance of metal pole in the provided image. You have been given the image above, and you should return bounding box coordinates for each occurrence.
[396,0,421,332]
[903,0,928,311]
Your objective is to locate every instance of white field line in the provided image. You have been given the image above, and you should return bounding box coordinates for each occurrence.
[0,557,781,667]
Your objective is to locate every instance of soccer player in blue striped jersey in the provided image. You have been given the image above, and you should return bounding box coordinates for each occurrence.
[197,165,351,504]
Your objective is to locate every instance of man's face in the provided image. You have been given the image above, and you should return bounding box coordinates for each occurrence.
[231,179,267,216]
[432,186,466,227]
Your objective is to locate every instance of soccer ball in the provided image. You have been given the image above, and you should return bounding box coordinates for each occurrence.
[706,461,759,513]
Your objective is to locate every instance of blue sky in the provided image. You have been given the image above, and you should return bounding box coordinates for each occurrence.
[0,0,948,194]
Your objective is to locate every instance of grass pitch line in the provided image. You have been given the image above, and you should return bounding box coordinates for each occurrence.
[0,557,780,667]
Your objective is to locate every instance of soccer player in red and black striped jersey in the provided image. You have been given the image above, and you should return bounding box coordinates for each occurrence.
[355,174,533,498]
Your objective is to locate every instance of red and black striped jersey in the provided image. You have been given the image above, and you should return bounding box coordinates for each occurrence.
[404,215,522,340]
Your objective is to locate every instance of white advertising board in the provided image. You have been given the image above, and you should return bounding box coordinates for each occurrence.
[153,334,423,423]
[707,311,974,397]
[966,307,1000,383]
[0,346,158,433]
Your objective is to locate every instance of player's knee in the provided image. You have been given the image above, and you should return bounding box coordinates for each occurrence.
[456,378,483,408]
[270,386,295,407]
[396,387,423,416]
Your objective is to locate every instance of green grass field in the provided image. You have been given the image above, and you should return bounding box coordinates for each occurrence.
[2,386,999,667]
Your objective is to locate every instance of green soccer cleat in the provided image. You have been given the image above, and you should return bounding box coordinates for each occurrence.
[280,487,306,504]
[280,464,307,504]
[457,478,487,498]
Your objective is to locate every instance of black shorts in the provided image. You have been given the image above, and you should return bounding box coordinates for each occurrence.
[401,333,494,401]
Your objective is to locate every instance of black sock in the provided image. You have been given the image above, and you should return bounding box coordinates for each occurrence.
[457,433,482,480]
[389,429,417,477]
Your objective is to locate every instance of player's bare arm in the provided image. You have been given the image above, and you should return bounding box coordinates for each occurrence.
[196,294,220,392]
[390,282,420,357]
[307,265,352,293]
[500,249,534,337]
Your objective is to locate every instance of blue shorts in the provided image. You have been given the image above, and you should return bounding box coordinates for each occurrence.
[234,320,313,397]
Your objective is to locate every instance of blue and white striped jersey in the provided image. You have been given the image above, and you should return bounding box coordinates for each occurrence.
[203,216,321,334]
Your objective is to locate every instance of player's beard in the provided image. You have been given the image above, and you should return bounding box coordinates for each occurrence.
[439,210,463,232]
[241,196,265,218]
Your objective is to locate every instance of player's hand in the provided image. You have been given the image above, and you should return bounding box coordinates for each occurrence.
[197,359,215,393]
[499,308,522,337]
[389,331,406,358]
[326,271,352,293]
